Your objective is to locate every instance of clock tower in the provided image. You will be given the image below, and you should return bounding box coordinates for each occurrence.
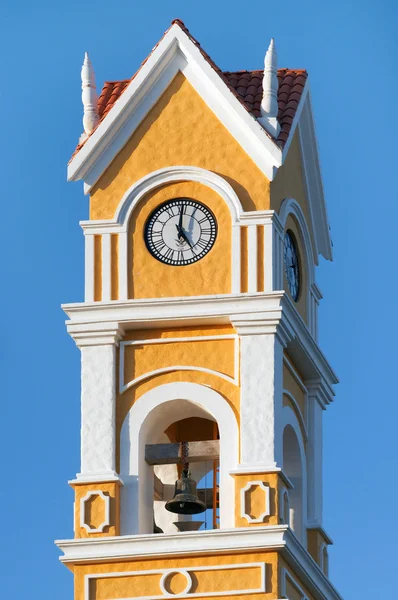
[57,20,343,600]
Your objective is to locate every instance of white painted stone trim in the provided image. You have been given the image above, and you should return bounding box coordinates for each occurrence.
[120,382,239,534]
[118,232,128,300]
[297,92,333,261]
[119,334,239,393]
[68,24,282,189]
[84,233,95,302]
[63,292,338,397]
[80,490,110,533]
[282,405,307,543]
[83,562,266,600]
[283,389,308,442]
[56,525,343,600]
[160,569,192,597]
[247,224,258,292]
[101,233,112,301]
[280,567,309,600]
[240,481,270,523]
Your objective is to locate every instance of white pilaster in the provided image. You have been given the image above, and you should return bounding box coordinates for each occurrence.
[84,233,95,302]
[118,232,128,300]
[306,382,324,525]
[231,225,241,293]
[101,233,112,301]
[69,324,124,482]
[247,225,258,292]
[233,318,287,468]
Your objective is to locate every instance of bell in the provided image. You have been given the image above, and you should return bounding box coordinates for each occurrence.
[165,469,207,515]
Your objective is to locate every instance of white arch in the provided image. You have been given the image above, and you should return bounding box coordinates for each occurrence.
[282,405,307,543]
[279,197,316,278]
[120,382,239,534]
[115,166,243,228]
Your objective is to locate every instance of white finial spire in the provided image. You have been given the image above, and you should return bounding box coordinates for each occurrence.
[81,52,99,140]
[259,39,280,138]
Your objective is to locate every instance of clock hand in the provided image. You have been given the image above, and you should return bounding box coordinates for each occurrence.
[175,223,194,250]
[179,228,194,250]
[178,203,184,230]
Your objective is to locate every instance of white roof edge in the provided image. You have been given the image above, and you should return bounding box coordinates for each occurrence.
[67,23,282,189]
[282,77,333,261]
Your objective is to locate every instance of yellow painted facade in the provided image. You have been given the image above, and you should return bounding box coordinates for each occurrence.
[72,482,121,538]
[233,472,281,528]
[89,72,270,221]
[116,325,240,470]
[72,551,279,600]
[127,181,232,298]
[61,25,337,600]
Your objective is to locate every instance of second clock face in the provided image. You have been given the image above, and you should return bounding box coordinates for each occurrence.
[284,230,300,301]
[145,198,217,266]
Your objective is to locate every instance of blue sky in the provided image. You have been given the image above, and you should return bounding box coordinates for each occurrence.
[0,1,396,598]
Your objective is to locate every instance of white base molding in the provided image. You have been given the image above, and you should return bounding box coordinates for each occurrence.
[56,525,343,600]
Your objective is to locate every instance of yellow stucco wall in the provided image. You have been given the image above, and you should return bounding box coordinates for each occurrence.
[73,551,279,600]
[280,558,315,600]
[116,325,239,470]
[72,482,121,539]
[270,130,316,257]
[90,72,270,221]
[234,473,280,528]
[283,361,306,423]
[126,181,232,299]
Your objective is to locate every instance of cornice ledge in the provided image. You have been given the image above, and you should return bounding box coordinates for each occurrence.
[281,295,338,389]
[56,525,288,564]
[305,377,334,408]
[62,292,284,327]
[67,321,125,347]
[283,528,343,600]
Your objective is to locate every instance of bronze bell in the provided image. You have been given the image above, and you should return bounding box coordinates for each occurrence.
[165,469,207,515]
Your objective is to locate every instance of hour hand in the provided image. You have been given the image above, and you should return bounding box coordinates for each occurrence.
[176,225,194,249]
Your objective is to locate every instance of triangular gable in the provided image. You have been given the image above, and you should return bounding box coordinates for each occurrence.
[68,20,282,191]
[68,19,332,260]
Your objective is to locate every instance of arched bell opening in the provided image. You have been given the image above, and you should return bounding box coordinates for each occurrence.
[120,383,237,536]
[153,416,220,533]
[283,424,304,540]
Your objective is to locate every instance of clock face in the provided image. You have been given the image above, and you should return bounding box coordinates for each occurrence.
[145,198,217,266]
[284,231,300,301]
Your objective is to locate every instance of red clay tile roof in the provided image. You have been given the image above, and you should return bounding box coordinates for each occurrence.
[224,69,307,147]
[71,19,307,159]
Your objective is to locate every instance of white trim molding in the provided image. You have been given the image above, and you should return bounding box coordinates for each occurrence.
[120,382,239,534]
[68,23,282,191]
[63,292,338,403]
[83,562,266,600]
[79,166,244,299]
[240,481,271,523]
[119,334,239,393]
[56,525,344,600]
[80,490,110,533]
[280,567,309,600]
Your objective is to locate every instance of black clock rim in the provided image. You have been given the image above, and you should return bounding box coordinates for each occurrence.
[144,197,218,266]
[284,229,300,302]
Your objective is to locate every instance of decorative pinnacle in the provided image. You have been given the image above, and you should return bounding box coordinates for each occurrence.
[259,38,280,137]
[261,39,278,118]
[81,52,99,137]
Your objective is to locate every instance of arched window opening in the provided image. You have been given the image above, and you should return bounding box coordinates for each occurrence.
[150,415,220,534]
[283,425,303,540]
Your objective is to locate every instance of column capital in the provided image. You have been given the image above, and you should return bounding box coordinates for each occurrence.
[231,310,293,347]
[67,321,125,347]
[305,377,334,408]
